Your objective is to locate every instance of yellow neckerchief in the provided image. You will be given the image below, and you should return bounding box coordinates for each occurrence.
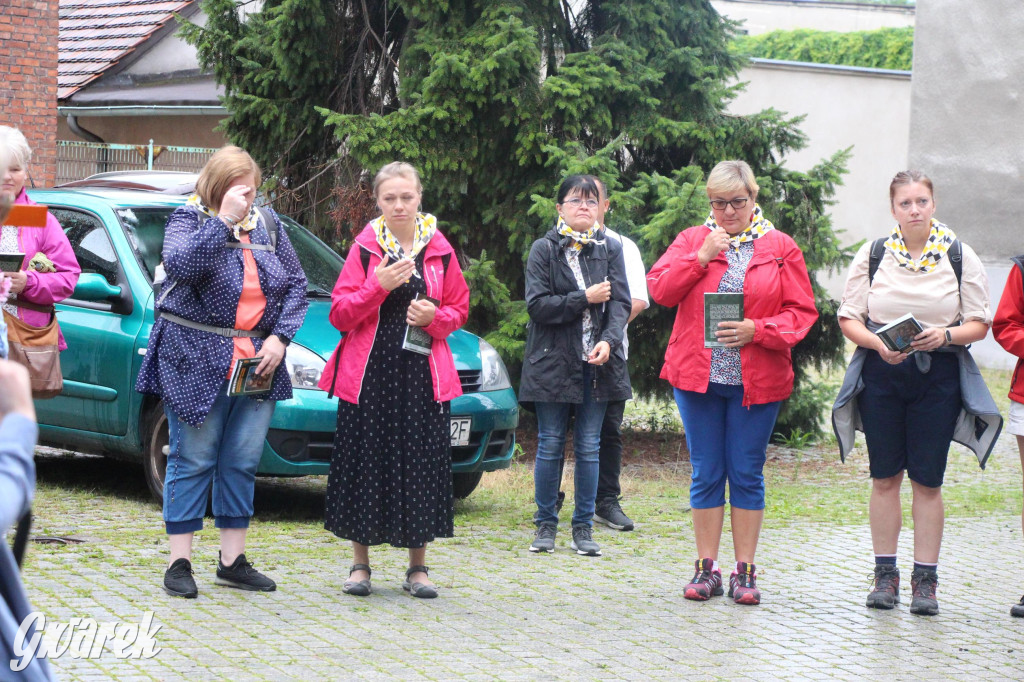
[703,203,775,250]
[186,194,258,241]
[556,216,602,252]
[370,213,437,277]
[883,218,956,273]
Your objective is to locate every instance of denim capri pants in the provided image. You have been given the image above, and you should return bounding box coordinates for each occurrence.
[163,384,276,534]
[674,383,781,510]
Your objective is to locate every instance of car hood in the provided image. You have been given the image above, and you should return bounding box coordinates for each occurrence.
[292,299,480,370]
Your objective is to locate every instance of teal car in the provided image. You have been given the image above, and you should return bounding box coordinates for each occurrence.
[27,187,518,501]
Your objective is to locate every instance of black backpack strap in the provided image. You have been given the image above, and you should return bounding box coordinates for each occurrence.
[361,247,372,274]
[441,252,451,273]
[225,206,278,252]
[948,239,962,290]
[868,237,887,285]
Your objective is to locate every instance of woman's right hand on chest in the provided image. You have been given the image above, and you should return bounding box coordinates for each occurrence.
[697,227,730,267]
[585,280,611,304]
[375,257,416,291]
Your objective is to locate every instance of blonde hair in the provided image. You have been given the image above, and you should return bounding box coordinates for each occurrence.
[0,126,32,171]
[372,161,422,198]
[706,160,759,199]
[195,146,262,210]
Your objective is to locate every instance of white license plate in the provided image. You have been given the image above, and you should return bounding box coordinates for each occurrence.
[450,417,471,447]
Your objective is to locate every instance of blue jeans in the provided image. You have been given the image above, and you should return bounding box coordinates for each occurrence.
[673,383,780,510]
[534,365,607,527]
[163,386,276,534]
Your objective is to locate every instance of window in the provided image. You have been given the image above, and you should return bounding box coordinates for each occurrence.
[52,208,119,285]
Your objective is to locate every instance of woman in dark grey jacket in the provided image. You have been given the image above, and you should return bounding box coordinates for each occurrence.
[521,175,631,557]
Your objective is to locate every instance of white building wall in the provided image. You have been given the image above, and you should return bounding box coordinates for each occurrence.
[711,0,915,35]
[727,60,912,295]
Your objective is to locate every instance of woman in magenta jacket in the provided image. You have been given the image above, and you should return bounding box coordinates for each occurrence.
[0,126,80,351]
[318,162,469,599]
[647,160,817,606]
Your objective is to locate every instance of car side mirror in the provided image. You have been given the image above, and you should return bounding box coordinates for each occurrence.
[72,273,122,301]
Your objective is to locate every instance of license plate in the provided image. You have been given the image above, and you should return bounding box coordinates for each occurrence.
[450,417,471,447]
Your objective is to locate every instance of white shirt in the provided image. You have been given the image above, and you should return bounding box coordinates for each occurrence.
[604,227,649,359]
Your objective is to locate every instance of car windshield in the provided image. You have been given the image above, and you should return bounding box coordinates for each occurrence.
[115,207,343,296]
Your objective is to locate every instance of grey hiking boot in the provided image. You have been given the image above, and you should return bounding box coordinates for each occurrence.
[530,522,557,553]
[570,524,602,556]
[910,568,938,615]
[594,497,634,531]
[866,565,900,609]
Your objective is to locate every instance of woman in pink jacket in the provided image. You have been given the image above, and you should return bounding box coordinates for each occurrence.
[647,160,817,606]
[318,162,469,599]
[0,126,80,352]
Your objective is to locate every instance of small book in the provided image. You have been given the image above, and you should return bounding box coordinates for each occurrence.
[0,252,25,272]
[1,204,48,227]
[227,357,273,396]
[704,292,744,348]
[402,294,440,355]
[875,313,923,354]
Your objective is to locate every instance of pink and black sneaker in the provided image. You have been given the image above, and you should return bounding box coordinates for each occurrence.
[729,562,761,605]
[683,558,723,601]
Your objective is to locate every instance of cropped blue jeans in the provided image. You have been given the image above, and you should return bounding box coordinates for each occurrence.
[163,385,276,534]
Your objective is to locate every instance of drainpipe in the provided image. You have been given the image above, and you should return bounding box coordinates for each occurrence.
[66,114,109,174]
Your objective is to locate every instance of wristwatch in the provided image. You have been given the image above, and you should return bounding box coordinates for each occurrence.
[944,328,952,346]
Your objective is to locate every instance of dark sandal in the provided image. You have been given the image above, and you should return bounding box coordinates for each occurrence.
[403,565,438,599]
[343,563,372,596]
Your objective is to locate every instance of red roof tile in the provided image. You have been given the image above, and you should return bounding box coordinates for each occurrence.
[59,0,195,100]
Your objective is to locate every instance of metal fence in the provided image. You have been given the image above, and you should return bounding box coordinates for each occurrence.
[55,141,218,185]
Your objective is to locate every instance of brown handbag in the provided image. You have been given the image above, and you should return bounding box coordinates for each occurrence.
[3,299,63,399]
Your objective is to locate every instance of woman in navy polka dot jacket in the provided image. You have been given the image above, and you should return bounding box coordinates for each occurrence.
[136,146,308,598]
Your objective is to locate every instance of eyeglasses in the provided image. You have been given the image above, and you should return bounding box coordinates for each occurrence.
[895,198,931,211]
[709,197,749,211]
[563,198,599,208]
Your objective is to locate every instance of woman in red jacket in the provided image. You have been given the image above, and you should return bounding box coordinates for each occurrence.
[319,162,469,600]
[647,160,817,605]
[993,257,1024,618]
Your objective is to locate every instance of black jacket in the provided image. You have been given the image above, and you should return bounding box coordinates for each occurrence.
[519,227,633,404]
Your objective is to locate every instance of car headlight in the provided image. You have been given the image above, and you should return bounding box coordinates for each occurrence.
[285,344,325,389]
[479,338,512,391]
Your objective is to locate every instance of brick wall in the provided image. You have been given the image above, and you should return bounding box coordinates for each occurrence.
[0,0,59,187]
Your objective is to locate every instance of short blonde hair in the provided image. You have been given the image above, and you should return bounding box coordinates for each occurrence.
[195,146,262,210]
[0,126,32,170]
[706,160,759,199]
[372,161,422,198]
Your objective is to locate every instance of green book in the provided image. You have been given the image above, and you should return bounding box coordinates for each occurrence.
[704,292,744,348]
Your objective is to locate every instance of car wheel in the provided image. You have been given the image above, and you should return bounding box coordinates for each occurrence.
[143,402,168,505]
[452,471,483,499]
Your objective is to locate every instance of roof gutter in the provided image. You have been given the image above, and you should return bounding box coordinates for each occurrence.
[57,105,227,117]
[66,114,104,143]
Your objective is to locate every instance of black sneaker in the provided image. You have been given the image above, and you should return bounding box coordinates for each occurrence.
[866,565,900,609]
[594,497,634,531]
[910,568,938,615]
[570,524,602,556]
[164,558,198,599]
[530,523,557,553]
[1012,595,1024,618]
[215,553,277,592]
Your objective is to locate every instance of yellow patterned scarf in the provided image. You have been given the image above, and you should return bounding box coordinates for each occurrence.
[703,203,775,250]
[186,194,258,241]
[556,217,602,252]
[371,213,437,277]
[883,219,956,273]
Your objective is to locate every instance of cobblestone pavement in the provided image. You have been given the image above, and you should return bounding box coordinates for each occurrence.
[16,446,1024,681]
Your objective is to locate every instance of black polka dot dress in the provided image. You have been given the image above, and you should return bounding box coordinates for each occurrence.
[324,259,454,548]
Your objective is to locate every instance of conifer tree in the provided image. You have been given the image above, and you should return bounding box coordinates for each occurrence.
[185,0,854,437]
